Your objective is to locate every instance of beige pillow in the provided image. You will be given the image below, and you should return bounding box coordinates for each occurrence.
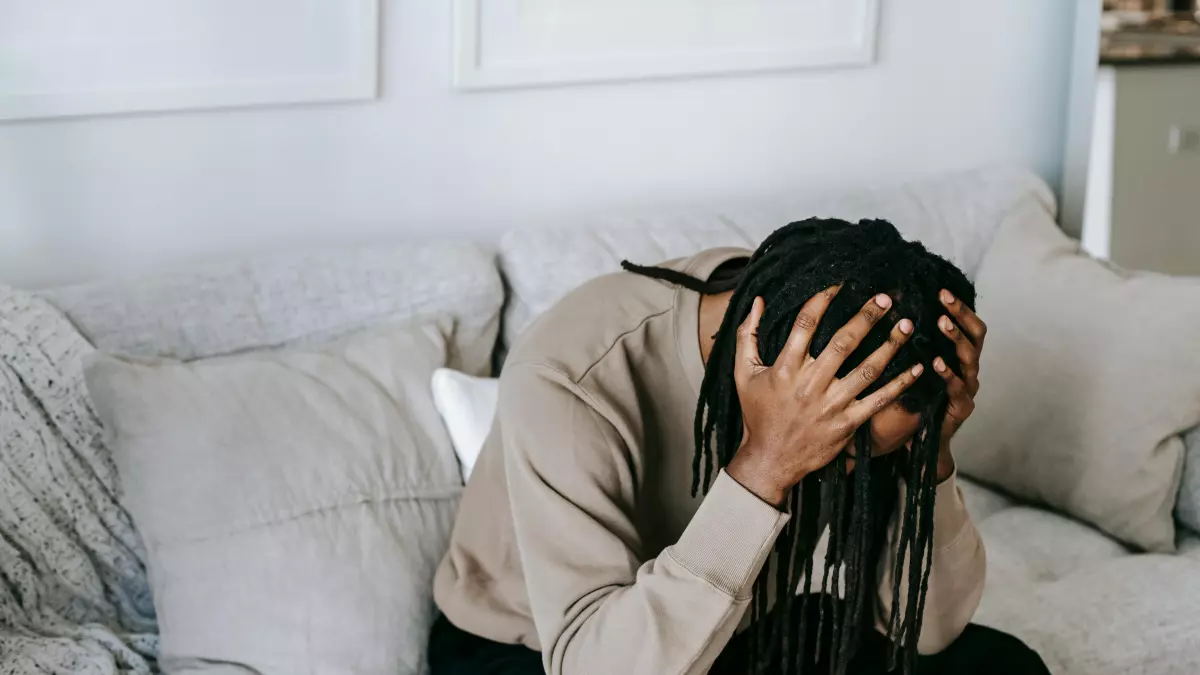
[954,199,1200,552]
[85,320,462,675]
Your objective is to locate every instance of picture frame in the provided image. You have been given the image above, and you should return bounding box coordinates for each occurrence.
[0,0,379,121]
[454,0,879,90]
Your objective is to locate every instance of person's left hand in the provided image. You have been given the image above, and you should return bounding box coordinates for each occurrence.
[932,289,986,480]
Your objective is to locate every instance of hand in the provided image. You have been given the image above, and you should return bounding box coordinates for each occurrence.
[725,288,925,506]
[931,289,987,481]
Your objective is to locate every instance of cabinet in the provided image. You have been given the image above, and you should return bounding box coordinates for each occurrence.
[1081,65,1200,275]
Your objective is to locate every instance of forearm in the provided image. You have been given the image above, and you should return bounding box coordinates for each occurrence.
[546,551,748,674]
[533,471,789,675]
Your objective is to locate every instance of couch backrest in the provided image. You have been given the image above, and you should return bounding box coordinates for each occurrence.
[40,243,503,377]
[497,165,1055,350]
[35,166,1055,376]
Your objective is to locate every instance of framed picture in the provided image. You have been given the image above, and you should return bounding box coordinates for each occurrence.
[0,0,379,121]
[454,0,879,90]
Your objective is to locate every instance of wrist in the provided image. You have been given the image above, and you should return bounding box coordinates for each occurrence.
[936,441,956,483]
[726,451,793,507]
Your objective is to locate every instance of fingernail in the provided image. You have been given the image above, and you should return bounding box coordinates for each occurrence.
[940,316,954,332]
[941,290,955,304]
[934,358,946,372]
[874,294,891,308]
[899,319,914,334]
[911,364,924,376]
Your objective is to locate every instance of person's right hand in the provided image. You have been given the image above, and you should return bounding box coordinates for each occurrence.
[724,288,924,506]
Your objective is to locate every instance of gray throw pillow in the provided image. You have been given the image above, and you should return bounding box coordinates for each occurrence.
[85,319,462,675]
[954,199,1200,552]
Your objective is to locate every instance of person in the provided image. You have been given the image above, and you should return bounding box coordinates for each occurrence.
[429,218,1050,675]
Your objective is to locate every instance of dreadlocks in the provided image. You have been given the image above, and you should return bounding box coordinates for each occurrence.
[622,217,975,675]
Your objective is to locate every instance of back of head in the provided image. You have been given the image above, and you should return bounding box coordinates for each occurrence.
[743,217,975,413]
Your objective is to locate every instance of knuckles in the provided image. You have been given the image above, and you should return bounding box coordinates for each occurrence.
[870,394,891,412]
[828,419,852,439]
[793,312,818,332]
[858,363,881,384]
[829,336,854,356]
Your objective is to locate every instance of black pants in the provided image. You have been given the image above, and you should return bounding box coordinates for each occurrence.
[428,595,1050,675]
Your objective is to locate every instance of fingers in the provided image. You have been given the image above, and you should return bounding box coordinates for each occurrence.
[828,318,915,406]
[776,285,841,371]
[938,315,979,391]
[940,290,987,347]
[933,356,975,432]
[809,293,893,386]
[734,296,766,388]
[844,363,925,428]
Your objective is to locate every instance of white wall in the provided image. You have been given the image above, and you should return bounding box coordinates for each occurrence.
[0,0,1076,289]
[1060,0,1103,238]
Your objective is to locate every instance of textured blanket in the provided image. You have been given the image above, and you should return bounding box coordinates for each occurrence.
[0,288,158,674]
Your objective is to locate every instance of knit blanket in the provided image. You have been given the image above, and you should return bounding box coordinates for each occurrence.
[0,288,158,674]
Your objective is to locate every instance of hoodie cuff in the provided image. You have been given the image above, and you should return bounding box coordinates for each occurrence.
[668,470,790,599]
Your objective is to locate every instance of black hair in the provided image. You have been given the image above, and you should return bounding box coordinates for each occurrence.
[622,217,975,674]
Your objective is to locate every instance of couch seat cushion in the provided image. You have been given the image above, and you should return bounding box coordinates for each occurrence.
[959,477,1200,675]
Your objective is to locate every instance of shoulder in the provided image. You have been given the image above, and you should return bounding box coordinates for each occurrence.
[503,247,750,384]
[503,268,675,384]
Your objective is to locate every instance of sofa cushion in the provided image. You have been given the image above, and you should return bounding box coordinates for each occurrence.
[961,476,1200,675]
[974,556,1200,675]
[43,243,503,376]
[85,319,461,675]
[498,166,1053,348]
[957,475,1016,522]
[960,477,1130,583]
[978,507,1130,587]
[954,198,1199,552]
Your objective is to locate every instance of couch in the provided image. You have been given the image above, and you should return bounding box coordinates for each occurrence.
[18,165,1200,675]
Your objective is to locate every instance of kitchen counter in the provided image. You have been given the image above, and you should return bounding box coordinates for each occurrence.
[1101,12,1200,65]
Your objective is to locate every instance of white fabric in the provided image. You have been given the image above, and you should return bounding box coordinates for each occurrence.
[85,320,462,675]
[954,198,1200,552]
[0,286,157,675]
[430,369,498,482]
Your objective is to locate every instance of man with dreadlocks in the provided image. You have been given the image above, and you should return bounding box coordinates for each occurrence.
[430,218,1049,675]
